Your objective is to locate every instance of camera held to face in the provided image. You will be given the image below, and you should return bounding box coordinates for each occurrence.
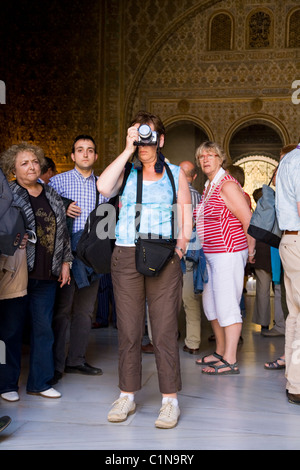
[134,124,158,146]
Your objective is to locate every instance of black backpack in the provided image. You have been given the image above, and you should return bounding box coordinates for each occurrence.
[76,163,131,273]
[0,169,27,256]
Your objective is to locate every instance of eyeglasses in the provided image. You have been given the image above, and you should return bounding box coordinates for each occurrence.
[198,154,219,161]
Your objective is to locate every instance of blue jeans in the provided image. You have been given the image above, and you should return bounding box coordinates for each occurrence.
[95,274,116,326]
[0,297,27,394]
[26,279,57,393]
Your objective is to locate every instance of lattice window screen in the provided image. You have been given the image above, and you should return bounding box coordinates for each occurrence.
[248,11,271,49]
[288,9,300,48]
[210,13,232,51]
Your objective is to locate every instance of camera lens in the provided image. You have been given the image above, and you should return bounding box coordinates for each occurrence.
[138,124,152,140]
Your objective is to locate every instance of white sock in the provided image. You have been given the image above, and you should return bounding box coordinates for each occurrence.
[120,392,135,401]
[162,397,178,407]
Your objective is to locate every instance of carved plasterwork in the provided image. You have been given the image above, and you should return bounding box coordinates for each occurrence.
[0,0,101,173]
[0,0,299,177]
[123,0,300,162]
[246,8,274,49]
[237,155,278,208]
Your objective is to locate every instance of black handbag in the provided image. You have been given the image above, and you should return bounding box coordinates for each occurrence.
[76,163,131,273]
[135,162,177,276]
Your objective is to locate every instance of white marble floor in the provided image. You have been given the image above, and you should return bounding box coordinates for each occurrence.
[0,293,297,451]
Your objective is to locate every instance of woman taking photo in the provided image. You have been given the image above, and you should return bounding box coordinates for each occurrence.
[0,143,72,400]
[195,141,255,375]
[97,111,192,429]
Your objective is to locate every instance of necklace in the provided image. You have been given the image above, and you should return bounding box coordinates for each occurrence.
[196,175,225,224]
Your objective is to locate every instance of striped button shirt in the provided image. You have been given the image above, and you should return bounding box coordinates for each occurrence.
[189,183,201,214]
[194,172,248,254]
[49,168,106,233]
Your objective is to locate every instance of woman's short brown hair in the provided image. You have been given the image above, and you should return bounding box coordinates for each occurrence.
[0,142,45,179]
[130,110,165,136]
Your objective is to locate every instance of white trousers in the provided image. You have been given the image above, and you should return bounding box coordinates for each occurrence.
[202,250,248,327]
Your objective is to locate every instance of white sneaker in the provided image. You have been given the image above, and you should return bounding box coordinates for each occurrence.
[28,387,61,399]
[107,396,136,422]
[39,387,61,398]
[155,400,180,429]
[1,391,20,402]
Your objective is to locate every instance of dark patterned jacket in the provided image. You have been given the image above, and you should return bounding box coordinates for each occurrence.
[9,181,73,277]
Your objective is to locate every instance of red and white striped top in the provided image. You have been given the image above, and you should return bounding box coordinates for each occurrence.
[194,174,248,254]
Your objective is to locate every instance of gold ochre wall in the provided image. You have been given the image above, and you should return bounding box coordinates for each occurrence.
[0,0,299,177]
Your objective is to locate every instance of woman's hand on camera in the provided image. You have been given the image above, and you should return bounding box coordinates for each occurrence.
[125,125,139,154]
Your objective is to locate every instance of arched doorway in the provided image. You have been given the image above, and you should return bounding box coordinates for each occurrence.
[229,122,283,162]
[228,121,283,207]
[235,155,277,208]
[163,120,210,192]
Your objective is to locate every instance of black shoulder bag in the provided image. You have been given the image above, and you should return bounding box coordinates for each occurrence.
[135,163,177,276]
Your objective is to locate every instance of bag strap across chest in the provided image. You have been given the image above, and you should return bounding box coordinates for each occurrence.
[135,162,177,239]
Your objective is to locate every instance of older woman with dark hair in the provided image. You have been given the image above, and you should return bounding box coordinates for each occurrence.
[194,141,255,375]
[0,143,72,400]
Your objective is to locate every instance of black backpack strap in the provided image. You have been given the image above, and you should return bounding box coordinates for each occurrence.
[164,163,177,240]
[95,176,99,208]
[164,163,177,205]
[135,162,177,238]
[119,161,132,196]
[135,168,143,234]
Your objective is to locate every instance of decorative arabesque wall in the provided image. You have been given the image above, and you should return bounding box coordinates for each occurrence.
[0,0,299,196]
[0,0,101,172]
[101,0,300,196]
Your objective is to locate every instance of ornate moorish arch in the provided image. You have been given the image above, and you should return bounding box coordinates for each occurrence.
[223,113,290,160]
[164,113,214,141]
[224,114,290,207]
[122,0,224,133]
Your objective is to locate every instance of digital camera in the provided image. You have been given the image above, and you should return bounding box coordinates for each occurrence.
[134,124,158,146]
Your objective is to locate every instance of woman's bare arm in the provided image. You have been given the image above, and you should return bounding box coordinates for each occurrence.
[220,181,256,259]
[175,169,193,257]
[97,125,139,198]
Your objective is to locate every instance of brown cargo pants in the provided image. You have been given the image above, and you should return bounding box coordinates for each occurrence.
[111,246,183,394]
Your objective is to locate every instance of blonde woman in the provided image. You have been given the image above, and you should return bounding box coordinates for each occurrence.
[194,141,255,375]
